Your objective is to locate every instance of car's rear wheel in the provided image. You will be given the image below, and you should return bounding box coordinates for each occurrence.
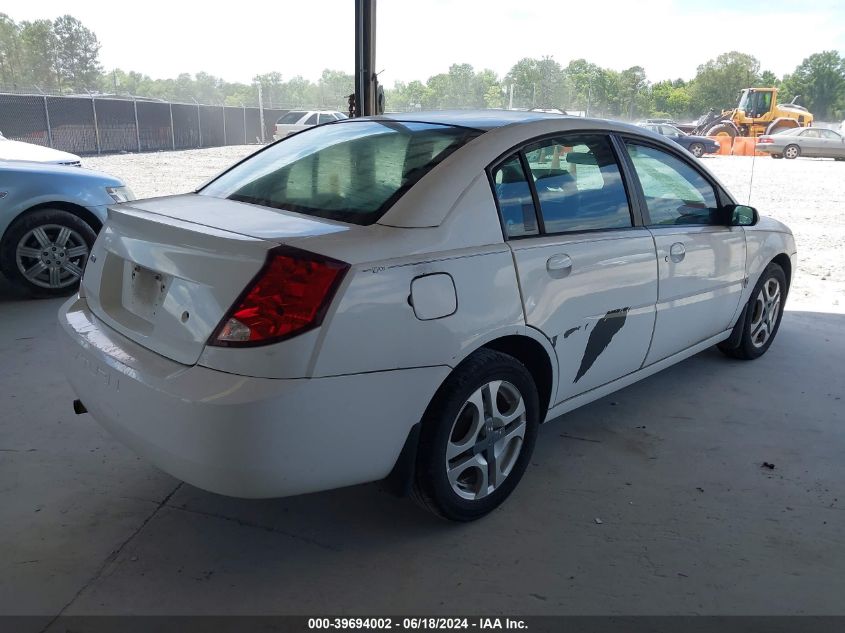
[784,144,801,159]
[689,142,705,158]
[0,209,96,297]
[412,349,539,522]
[718,263,787,360]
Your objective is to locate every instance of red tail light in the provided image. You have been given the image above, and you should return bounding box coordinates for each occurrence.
[209,247,349,347]
[758,137,774,144]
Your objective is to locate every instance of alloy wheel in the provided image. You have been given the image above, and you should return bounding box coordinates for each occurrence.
[749,277,781,348]
[15,224,89,289]
[445,380,527,501]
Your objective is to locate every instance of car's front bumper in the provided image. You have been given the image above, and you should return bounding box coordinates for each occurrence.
[58,296,449,498]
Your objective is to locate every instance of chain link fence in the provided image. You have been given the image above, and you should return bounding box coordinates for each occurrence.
[0,92,287,155]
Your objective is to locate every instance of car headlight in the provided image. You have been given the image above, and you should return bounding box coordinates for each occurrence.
[106,186,135,203]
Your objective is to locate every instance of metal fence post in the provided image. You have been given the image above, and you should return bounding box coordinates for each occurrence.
[133,97,141,152]
[169,102,176,151]
[242,104,247,144]
[42,96,53,148]
[91,94,101,155]
[222,104,227,146]
[258,84,266,143]
[193,98,202,148]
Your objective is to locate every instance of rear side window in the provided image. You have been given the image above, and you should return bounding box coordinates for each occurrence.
[523,135,632,233]
[491,156,539,238]
[200,121,481,225]
[303,114,319,125]
[625,143,719,225]
[277,111,306,124]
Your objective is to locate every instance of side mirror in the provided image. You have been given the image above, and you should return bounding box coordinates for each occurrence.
[725,204,758,226]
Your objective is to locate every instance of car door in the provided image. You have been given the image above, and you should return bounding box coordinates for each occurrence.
[817,129,845,158]
[622,140,746,364]
[490,134,658,406]
[798,129,822,157]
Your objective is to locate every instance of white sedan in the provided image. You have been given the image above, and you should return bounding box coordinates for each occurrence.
[0,131,82,166]
[59,112,796,521]
[272,110,348,140]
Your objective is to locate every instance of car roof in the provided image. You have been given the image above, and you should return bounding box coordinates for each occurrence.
[364,109,573,130]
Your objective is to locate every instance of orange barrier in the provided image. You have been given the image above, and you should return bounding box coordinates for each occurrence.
[708,135,733,155]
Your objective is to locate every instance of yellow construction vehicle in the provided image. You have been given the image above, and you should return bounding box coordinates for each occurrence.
[691,87,813,138]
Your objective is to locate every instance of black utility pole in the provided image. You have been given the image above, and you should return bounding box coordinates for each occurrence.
[354,0,377,117]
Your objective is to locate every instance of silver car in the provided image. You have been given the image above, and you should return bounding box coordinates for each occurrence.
[757,127,845,160]
[0,161,133,295]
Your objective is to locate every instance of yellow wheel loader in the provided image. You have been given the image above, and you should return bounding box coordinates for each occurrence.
[691,88,813,138]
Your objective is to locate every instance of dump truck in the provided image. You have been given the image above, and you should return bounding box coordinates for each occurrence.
[691,87,813,138]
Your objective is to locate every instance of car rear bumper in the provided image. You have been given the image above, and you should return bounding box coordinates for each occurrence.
[58,295,449,498]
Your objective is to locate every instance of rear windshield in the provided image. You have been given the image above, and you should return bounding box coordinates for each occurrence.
[200,120,481,225]
[277,111,307,124]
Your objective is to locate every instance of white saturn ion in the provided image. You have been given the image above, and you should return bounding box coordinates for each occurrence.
[59,111,796,521]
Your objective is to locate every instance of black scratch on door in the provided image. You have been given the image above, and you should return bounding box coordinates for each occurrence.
[574,308,630,383]
[563,326,581,339]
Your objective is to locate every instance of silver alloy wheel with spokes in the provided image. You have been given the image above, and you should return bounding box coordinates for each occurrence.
[690,143,705,158]
[15,224,89,289]
[445,380,527,501]
[784,145,800,159]
[749,277,781,348]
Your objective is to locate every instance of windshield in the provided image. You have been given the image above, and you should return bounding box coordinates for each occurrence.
[277,111,307,124]
[200,120,481,225]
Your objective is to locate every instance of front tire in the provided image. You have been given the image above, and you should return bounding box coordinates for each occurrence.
[689,142,705,158]
[0,209,96,297]
[705,123,737,139]
[784,144,801,160]
[718,263,787,360]
[412,349,540,522]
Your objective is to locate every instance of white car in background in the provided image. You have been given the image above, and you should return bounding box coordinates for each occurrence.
[59,112,796,522]
[272,110,348,140]
[0,130,82,166]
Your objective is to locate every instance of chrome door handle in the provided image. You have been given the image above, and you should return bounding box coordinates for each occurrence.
[668,242,686,263]
[546,254,573,278]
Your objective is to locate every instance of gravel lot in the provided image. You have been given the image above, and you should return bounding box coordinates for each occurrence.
[85,147,845,314]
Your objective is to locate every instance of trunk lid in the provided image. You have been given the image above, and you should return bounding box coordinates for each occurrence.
[81,194,350,365]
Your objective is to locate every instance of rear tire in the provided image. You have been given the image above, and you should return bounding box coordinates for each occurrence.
[718,263,787,360]
[411,349,540,522]
[0,209,96,297]
[689,142,705,158]
[784,144,801,159]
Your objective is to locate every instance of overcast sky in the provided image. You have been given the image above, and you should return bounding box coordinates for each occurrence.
[4,0,845,86]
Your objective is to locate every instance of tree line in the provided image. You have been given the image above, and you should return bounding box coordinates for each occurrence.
[1,13,843,121]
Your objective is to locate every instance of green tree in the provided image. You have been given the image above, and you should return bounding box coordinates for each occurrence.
[52,15,101,90]
[18,19,58,89]
[689,51,761,114]
[783,51,845,120]
[318,69,353,109]
[0,14,23,86]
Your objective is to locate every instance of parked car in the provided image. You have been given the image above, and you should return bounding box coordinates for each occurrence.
[0,161,133,295]
[272,110,348,140]
[640,123,720,157]
[0,131,82,166]
[59,111,795,521]
[757,127,845,160]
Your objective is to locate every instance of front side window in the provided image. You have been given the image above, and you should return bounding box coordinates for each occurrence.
[819,129,842,140]
[626,143,720,226]
[523,135,632,233]
[201,121,481,225]
[318,114,335,124]
[491,156,538,238]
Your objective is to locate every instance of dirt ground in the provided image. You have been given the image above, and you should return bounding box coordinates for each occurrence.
[85,147,845,314]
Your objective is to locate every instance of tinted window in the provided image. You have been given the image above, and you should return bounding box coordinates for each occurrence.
[524,135,632,233]
[334,112,348,120]
[491,156,538,238]
[318,114,335,124]
[303,114,319,125]
[201,121,481,225]
[626,143,720,226]
[277,111,307,124]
